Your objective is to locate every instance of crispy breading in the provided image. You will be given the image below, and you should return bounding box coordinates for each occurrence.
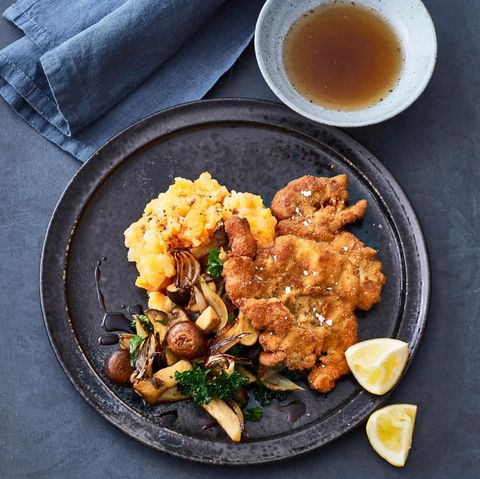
[259,325,325,370]
[240,298,324,370]
[223,175,385,393]
[328,231,385,310]
[271,174,367,242]
[224,234,379,316]
[224,216,257,257]
[223,233,371,387]
[241,298,294,336]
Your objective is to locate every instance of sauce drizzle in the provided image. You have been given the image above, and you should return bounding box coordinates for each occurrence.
[158,410,178,427]
[95,258,134,343]
[273,400,306,423]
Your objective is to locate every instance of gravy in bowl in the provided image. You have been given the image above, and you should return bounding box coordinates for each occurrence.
[283,3,403,111]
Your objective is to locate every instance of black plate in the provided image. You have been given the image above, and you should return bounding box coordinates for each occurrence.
[40,99,430,465]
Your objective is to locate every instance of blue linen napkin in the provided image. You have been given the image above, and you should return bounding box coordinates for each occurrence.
[0,0,264,161]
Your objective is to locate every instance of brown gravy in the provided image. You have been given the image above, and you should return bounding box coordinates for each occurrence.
[283,2,403,111]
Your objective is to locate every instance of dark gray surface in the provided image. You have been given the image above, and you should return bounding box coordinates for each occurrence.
[0,0,478,477]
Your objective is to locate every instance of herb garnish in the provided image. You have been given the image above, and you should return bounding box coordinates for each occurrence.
[176,364,211,404]
[128,335,144,367]
[243,406,263,422]
[208,370,247,401]
[250,382,289,406]
[175,363,248,405]
[226,312,236,324]
[207,247,223,277]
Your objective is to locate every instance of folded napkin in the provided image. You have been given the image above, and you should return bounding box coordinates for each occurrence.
[0,0,264,161]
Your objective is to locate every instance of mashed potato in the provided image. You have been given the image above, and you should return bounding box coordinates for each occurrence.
[124,172,276,292]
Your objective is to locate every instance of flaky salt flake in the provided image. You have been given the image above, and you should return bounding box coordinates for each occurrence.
[285,286,292,294]
[300,190,312,197]
[326,319,333,326]
[343,246,349,251]
[303,220,310,227]
[315,313,325,325]
[303,270,309,276]
[312,271,318,277]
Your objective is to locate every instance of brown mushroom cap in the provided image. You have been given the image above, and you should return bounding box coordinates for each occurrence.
[167,321,206,359]
[165,284,191,307]
[104,349,134,385]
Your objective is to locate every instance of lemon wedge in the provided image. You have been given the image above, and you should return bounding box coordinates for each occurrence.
[366,404,417,467]
[345,338,409,395]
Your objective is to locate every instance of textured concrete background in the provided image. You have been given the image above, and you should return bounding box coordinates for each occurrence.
[0,0,479,477]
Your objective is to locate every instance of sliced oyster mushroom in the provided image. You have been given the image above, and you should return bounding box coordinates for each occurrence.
[193,285,208,312]
[145,309,169,342]
[208,329,249,356]
[201,398,242,442]
[198,277,228,329]
[133,376,166,405]
[118,333,135,350]
[261,374,304,391]
[258,365,304,391]
[172,249,200,289]
[168,307,190,326]
[227,400,245,432]
[145,308,168,325]
[226,312,258,346]
[133,334,157,381]
[155,385,189,403]
[132,360,192,405]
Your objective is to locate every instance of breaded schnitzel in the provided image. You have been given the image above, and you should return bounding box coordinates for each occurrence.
[272,174,367,242]
[223,175,385,393]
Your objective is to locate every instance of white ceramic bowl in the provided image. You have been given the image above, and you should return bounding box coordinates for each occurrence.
[255,0,437,127]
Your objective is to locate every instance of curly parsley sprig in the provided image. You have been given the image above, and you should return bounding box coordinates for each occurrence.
[207,247,223,277]
[242,406,263,422]
[175,363,247,405]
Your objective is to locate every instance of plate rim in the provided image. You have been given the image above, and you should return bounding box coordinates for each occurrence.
[40,98,430,465]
